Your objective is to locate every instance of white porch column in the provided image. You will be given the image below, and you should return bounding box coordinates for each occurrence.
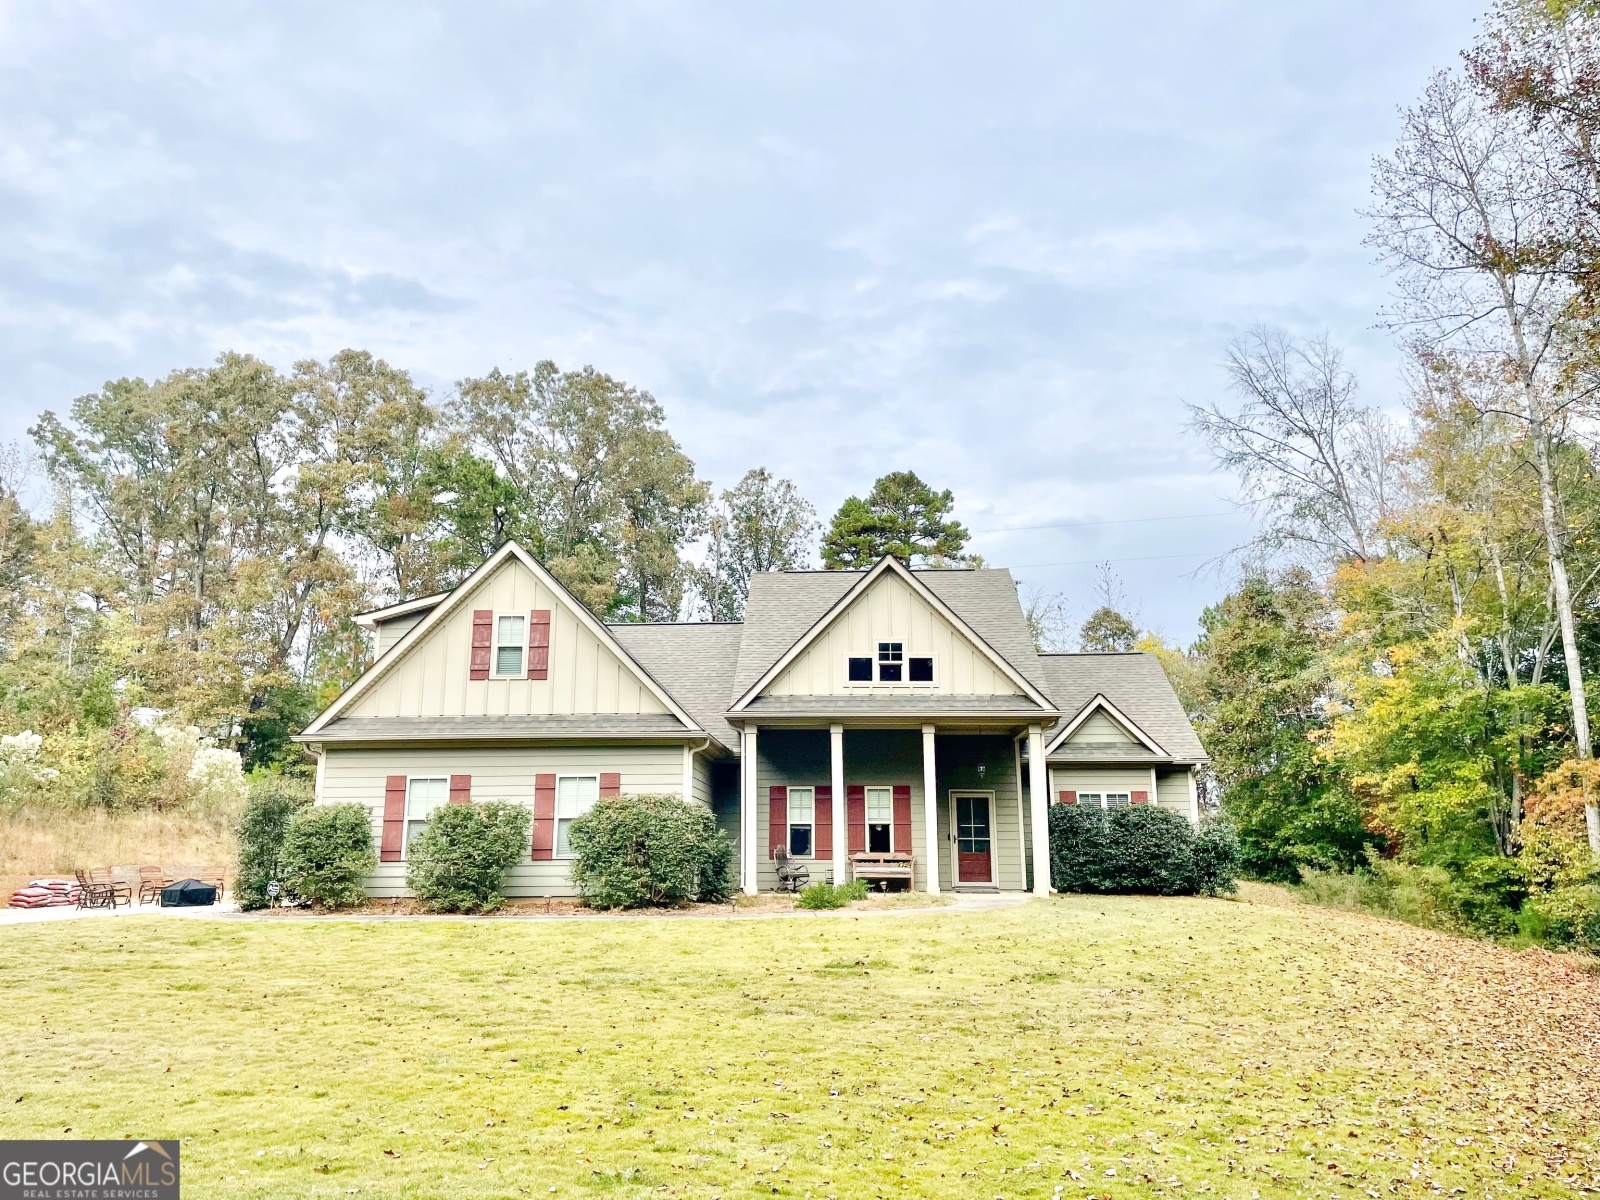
[741,725,759,895]
[921,724,940,893]
[830,723,847,885]
[1028,723,1051,897]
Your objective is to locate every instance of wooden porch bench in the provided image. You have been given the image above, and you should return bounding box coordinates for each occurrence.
[850,852,915,889]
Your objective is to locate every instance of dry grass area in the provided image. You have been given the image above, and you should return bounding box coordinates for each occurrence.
[0,806,236,899]
[0,893,1597,1198]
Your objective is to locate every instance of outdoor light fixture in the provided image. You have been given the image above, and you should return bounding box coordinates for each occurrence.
[976,763,986,780]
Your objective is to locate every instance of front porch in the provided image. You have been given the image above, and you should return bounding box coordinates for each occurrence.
[737,724,1053,896]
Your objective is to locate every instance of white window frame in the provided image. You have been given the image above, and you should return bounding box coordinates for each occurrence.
[404,776,450,859]
[864,784,893,854]
[1074,791,1131,810]
[787,786,815,859]
[842,649,937,687]
[554,773,600,859]
[494,613,527,678]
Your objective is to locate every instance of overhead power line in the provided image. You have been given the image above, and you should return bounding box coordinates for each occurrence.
[1008,549,1232,570]
[970,511,1240,536]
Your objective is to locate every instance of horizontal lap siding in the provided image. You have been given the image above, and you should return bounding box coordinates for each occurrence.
[933,735,1024,891]
[692,752,714,808]
[319,745,683,897]
[1156,767,1195,819]
[754,729,932,891]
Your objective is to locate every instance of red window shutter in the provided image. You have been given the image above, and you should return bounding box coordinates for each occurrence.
[531,773,556,859]
[1058,790,1078,806]
[528,609,551,679]
[381,775,406,862]
[768,786,788,858]
[814,785,833,856]
[892,785,912,854]
[847,785,866,853]
[470,609,493,680]
[600,773,621,798]
[449,774,472,805]
[1131,790,1150,806]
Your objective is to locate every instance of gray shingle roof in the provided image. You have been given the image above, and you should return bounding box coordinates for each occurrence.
[731,567,1050,700]
[742,695,1053,717]
[303,715,696,743]
[1037,653,1207,762]
[608,622,744,751]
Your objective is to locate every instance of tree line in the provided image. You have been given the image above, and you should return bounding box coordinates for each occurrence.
[0,350,980,776]
[1151,2,1600,945]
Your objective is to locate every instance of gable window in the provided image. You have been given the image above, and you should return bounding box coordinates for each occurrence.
[908,656,934,682]
[555,774,599,856]
[865,785,893,853]
[848,656,873,682]
[787,786,815,857]
[406,777,449,855]
[877,642,903,681]
[495,614,526,677]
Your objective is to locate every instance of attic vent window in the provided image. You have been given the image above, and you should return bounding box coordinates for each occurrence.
[848,656,873,682]
[908,656,934,682]
[495,615,526,677]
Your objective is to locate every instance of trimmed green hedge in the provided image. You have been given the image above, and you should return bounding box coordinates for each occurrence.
[1048,804,1238,896]
[233,775,313,910]
[569,793,733,909]
[406,800,533,912]
[280,803,376,908]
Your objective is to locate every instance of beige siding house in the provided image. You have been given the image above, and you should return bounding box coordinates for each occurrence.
[297,542,1207,897]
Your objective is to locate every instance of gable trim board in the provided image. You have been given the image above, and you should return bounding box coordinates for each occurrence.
[354,592,449,629]
[728,556,1057,714]
[298,541,704,742]
[1043,692,1165,757]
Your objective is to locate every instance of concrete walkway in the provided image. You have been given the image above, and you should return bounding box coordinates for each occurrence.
[0,889,1030,928]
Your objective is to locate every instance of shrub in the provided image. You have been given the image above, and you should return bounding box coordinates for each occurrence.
[1518,884,1600,948]
[233,775,312,910]
[1192,819,1241,896]
[797,879,870,910]
[1048,804,1218,896]
[406,801,532,913]
[280,803,375,908]
[569,793,733,909]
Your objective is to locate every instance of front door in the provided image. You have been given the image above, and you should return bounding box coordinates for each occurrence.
[953,793,993,883]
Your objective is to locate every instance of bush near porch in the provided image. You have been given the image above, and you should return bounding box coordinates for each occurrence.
[406,800,533,913]
[1049,804,1239,896]
[568,792,733,909]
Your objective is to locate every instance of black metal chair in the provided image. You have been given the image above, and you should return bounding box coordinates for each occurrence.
[772,846,810,893]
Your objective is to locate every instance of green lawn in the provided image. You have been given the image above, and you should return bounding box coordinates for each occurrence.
[1,892,1596,1199]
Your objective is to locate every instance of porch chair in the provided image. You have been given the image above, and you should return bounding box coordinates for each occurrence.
[772,846,810,894]
[88,866,132,908]
[137,865,166,905]
[73,868,118,910]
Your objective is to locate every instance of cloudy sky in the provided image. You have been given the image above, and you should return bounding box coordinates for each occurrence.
[0,1,1483,639]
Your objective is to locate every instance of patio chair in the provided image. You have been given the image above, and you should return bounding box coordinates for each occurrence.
[74,868,116,910]
[772,846,810,894]
[87,866,132,908]
[137,865,166,905]
[198,863,227,897]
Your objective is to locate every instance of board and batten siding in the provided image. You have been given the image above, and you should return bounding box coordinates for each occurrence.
[346,558,670,721]
[320,744,683,897]
[762,571,1025,698]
